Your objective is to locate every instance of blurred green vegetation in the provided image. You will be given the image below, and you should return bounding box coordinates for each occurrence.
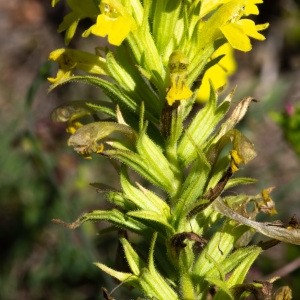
[0,62,138,299]
[271,104,300,158]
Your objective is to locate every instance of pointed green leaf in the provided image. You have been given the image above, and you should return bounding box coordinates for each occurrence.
[213,247,262,300]
[138,268,180,300]
[225,177,257,190]
[136,183,170,218]
[105,149,174,194]
[136,126,177,195]
[94,262,139,286]
[206,245,258,280]
[178,137,211,207]
[85,101,116,118]
[227,246,261,286]
[53,209,153,236]
[193,220,249,276]
[120,166,168,214]
[205,277,233,300]
[126,29,165,96]
[206,252,226,281]
[113,48,162,115]
[127,210,173,232]
[152,1,182,53]
[129,0,144,26]
[106,191,136,210]
[178,83,231,167]
[165,103,185,151]
[148,232,157,274]
[106,51,138,94]
[49,75,159,124]
[137,232,179,300]
[120,236,145,276]
[106,50,161,115]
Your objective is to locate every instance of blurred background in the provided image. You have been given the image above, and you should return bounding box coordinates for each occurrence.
[0,0,300,299]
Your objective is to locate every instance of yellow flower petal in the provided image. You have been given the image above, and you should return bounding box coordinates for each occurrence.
[89,14,113,38]
[166,80,193,106]
[219,45,237,74]
[237,19,266,40]
[198,43,236,102]
[244,4,259,15]
[197,67,226,103]
[166,51,193,105]
[47,69,73,84]
[255,22,270,32]
[221,23,252,52]
[49,48,76,69]
[66,121,83,134]
[108,16,131,45]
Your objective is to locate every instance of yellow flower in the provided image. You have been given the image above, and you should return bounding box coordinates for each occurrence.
[82,0,135,46]
[166,79,194,106]
[166,51,193,106]
[221,19,269,52]
[198,0,269,52]
[197,43,236,102]
[220,0,269,52]
[48,48,109,84]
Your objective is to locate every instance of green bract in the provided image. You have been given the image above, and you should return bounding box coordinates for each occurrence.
[49,1,297,299]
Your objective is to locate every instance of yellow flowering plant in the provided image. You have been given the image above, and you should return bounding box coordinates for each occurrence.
[49,0,299,299]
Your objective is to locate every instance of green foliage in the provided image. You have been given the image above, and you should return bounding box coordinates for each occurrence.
[271,104,300,158]
[45,0,298,299]
[0,63,115,300]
